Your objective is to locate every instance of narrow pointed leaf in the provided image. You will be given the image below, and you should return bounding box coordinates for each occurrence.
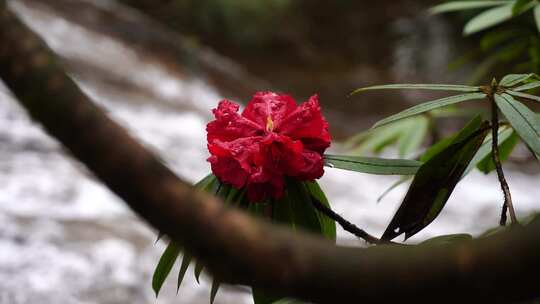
[177,252,192,292]
[351,84,480,95]
[495,93,540,156]
[513,81,540,91]
[372,93,486,128]
[152,241,181,297]
[420,234,473,246]
[512,0,535,15]
[155,231,165,244]
[253,288,283,304]
[210,278,221,304]
[324,155,421,175]
[377,176,411,203]
[465,125,514,175]
[286,178,323,235]
[535,4,540,33]
[476,131,519,173]
[464,4,514,35]
[500,73,537,87]
[507,90,540,103]
[397,116,429,157]
[304,181,337,241]
[194,260,204,284]
[430,1,510,14]
[381,120,489,241]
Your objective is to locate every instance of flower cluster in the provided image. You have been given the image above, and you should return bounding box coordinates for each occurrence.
[206,92,331,202]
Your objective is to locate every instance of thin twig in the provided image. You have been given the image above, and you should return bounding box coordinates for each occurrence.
[310,197,383,245]
[489,92,517,226]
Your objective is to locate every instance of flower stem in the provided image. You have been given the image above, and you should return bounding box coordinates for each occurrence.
[489,94,517,226]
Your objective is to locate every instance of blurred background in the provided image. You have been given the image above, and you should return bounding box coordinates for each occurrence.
[0,0,539,303]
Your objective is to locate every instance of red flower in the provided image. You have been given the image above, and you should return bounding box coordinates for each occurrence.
[207,92,331,202]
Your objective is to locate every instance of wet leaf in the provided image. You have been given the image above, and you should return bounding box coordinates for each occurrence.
[381,118,489,241]
[372,93,486,128]
[495,93,540,156]
[324,155,421,175]
[152,241,181,297]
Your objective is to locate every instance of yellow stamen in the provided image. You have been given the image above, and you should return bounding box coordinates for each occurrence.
[266,116,274,132]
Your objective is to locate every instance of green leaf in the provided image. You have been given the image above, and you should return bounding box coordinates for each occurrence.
[324,155,422,175]
[372,93,486,128]
[535,4,540,32]
[429,1,509,14]
[304,181,337,241]
[507,90,540,102]
[152,241,181,297]
[285,178,323,235]
[500,73,537,87]
[194,259,204,284]
[381,119,490,241]
[513,81,540,91]
[345,117,427,156]
[495,93,540,156]
[253,288,283,304]
[195,174,217,189]
[351,84,480,95]
[210,278,220,304]
[177,252,192,292]
[480,29,522,51]
[465,125,514,175]
[512,0,534,15]
[397,116,429,157]
[377,176,411,203]
[421,115,484,163]
[476,131,519,173]
[464,4,514,35]
[420,234,473,245]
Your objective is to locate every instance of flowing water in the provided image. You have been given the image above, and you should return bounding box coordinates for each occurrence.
[0,1,539,303]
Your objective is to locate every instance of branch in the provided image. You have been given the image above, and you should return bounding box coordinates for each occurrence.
[1,3,540,303]
[310,197,382,244]
[488,82,517,226]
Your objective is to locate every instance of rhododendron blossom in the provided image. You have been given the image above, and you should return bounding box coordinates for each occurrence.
[206,91,331,202]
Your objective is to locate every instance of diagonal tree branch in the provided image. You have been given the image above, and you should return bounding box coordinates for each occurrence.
[1,2,540,303]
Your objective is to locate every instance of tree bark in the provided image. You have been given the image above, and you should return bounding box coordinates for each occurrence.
[0,2,539,303]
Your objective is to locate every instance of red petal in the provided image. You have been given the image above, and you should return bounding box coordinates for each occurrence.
[276,95,331,153]
[247,167,284,201]
[207,99,263,143]
[208,155,248,189]
[208,136,261,173]
[242,92,298,128]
